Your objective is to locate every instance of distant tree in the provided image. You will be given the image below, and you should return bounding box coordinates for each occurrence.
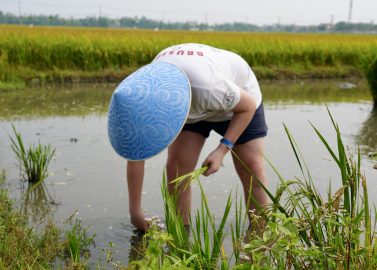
[0,10,376,33]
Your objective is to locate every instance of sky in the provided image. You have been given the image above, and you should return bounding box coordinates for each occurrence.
[1,0,376,26]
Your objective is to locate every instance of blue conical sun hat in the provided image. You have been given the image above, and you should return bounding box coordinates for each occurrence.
[108,62,191,160]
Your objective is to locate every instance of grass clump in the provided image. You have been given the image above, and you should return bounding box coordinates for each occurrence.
[0,184,61,269]
[0,181,96,269]
[63,213,96,267]
[10,124,55,184]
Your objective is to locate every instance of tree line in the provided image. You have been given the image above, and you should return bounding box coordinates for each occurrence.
[0,10,376,33]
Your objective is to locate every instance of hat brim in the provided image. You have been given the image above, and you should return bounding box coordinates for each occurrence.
[108,62,191,160]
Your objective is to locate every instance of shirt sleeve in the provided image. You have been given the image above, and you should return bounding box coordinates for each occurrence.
[207,72,241,112]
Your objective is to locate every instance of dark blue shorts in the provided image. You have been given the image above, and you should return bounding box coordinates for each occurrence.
[182,103,268,145]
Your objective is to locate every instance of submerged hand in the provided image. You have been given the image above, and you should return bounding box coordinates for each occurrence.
[202,144,228,176]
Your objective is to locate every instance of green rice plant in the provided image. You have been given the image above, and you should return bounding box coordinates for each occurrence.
[366,57,377,106]
[162,175,191,256]
[163,169,233,269]
[230,192,248,264]
[63,213,96,266]
[9,124,55,184]
[189,180,232,269]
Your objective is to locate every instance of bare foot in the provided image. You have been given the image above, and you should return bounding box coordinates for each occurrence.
[130,211,149,232]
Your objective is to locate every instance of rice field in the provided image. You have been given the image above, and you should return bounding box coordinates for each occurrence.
[1,25,377,87]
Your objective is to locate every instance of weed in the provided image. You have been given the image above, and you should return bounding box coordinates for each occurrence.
[0,183,61,269]
[63,213,96,265]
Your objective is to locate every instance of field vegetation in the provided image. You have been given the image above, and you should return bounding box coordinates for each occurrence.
[0,173,95,269]
[1,25,377,90]
[127,110,377,269]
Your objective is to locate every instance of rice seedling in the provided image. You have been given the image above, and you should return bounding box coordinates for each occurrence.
[162,168,234,269]
[9,124,55,184]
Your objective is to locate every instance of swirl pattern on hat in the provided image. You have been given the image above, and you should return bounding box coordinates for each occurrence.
[108,62,191,160]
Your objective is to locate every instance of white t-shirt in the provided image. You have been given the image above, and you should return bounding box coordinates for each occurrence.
[153,43,262,123]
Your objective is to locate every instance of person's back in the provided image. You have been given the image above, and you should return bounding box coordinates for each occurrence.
[153,43,262,123]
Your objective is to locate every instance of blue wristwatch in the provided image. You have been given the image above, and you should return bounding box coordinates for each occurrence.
[220,138,234,149]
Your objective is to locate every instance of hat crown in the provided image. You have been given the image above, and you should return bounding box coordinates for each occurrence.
[108,62,191,160]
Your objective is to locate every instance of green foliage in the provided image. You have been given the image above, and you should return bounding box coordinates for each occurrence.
[366,57,377,104]
[9,124,55,184]
[164,169,233,269]
[0,185,62,269]
[251,108,377,269]
[128,225,193,270]
[63,214,96,265]
[235,213,326,270]
[0,180,95,269]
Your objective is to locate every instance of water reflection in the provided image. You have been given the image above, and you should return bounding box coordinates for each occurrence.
[0,80,372,120]
[357,108,377,155]
[262,79,371,104]
[0,83,115,120]
[20,182,57,223]
[128,230,146,263]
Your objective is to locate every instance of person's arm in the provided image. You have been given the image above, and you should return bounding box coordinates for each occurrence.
[127,160,148,231]
[202,90,256,176]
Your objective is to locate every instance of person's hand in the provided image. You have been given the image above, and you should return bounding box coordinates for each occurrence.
[130,210,149,232]
[202,144,228,176]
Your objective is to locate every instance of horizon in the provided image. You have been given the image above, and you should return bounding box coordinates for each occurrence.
[0,0,376,26]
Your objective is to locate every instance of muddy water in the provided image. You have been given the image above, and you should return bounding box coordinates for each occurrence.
[0,80,376,266]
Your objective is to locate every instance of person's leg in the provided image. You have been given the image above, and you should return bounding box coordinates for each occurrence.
[232,137,268,215]
[166,131,206,225]
[127,160,147,231]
